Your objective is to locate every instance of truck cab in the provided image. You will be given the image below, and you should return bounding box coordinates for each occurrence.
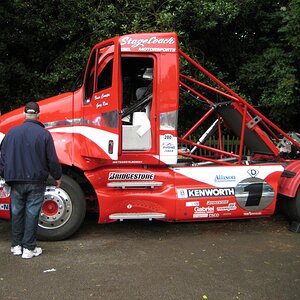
[78,33,179,166]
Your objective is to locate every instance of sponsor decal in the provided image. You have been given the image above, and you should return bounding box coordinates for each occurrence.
[108,172,155,180]
[177,189,188,198]
[193,213,208,218]
[137,47,176,53]
[120,36,175,49]
[162,142,176,153]
[172,165,282,189]
[243,211,262,216]
[193,207,214,218]
[0,204,9,210]
[222,212,232,216]
[207,200,229,205]
[161,134,177,154]
[194,206,214,213]
[215,175,236,182]
[112,161,143,164]
[159,135,178,164]
[247,168,259,177]
[217,203,237,212]
[177,187,235,199]
[185,201,199,207]
[209,213,219,218]
[192,187,235,197]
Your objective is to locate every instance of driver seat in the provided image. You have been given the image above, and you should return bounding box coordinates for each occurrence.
[136,86,151,118]
[122,111,152,150]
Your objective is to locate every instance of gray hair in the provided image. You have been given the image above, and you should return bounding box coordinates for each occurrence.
[24,113,40,120]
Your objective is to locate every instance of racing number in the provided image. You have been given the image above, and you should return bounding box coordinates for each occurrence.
[235,178,275,211]
[244,182,263,207]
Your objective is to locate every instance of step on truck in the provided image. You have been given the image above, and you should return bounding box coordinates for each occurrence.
[1,32,300,240]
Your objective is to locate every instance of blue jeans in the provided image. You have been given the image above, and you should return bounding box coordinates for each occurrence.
[10,183,46,250]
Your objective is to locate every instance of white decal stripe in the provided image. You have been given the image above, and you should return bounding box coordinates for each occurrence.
[172,165,284,187]
[49,126,118,160]
[0,132,5,143]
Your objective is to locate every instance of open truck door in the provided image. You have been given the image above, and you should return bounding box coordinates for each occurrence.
[82,37,122,161]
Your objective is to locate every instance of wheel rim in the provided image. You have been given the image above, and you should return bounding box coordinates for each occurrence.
[39,186,73,229]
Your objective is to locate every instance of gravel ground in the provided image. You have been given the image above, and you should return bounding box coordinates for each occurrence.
[0,213,299,300]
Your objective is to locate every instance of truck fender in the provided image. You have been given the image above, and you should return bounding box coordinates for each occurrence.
[278,160,300,198]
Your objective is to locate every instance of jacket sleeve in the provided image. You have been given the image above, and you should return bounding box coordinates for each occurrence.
[46,133,62,180]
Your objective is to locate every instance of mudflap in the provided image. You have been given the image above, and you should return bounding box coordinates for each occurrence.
[289,221,300,233]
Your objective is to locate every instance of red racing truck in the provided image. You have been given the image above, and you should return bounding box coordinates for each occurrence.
[1,32,300,240]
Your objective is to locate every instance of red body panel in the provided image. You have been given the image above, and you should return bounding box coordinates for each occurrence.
[278,160,300,198]
[174,165,283,221]
[83,164,283,224]
[85,166,176,223]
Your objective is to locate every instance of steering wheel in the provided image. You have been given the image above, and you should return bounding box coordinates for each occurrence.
[122,94,152,119]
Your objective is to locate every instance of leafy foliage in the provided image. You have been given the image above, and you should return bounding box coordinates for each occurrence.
[0,0,299,130]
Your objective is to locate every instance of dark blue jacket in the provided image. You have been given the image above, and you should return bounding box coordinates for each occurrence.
[0,119,62,183]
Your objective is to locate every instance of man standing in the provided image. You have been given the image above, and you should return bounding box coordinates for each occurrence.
[0,102,62,259]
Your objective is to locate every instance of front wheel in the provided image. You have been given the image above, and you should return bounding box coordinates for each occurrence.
[37,174,86,241]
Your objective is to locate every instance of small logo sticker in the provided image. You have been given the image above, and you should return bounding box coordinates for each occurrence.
[0,204,9,210]
[247,169,259,177]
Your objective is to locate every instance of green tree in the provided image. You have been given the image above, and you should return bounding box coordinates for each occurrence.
[0,0,299,131]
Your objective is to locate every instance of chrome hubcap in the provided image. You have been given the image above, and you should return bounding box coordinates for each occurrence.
[39,186,72,229]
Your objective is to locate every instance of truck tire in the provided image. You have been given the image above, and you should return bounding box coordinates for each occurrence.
[37,174,86,241]
[283,188,300,223]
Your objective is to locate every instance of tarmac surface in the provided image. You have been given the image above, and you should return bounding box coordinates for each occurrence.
[0,213,300,300]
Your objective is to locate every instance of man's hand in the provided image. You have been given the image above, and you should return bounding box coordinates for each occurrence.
[56,179,62,188]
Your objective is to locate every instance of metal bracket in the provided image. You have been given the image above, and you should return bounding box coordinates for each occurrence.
[289,221,300,233]
[109,212,166,221]
[107,181,163,189]
[247,116,261,129]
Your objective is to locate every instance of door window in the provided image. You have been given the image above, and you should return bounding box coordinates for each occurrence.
[84,50,96,105]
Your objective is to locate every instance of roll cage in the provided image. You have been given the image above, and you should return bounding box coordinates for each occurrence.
[177,50,300,166]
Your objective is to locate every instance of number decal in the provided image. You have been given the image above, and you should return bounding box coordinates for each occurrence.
[163,134,173,140]
[235,178,275,211]
[244,182,263,207]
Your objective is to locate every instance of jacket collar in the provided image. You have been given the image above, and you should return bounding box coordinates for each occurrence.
[24,119,45,128]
